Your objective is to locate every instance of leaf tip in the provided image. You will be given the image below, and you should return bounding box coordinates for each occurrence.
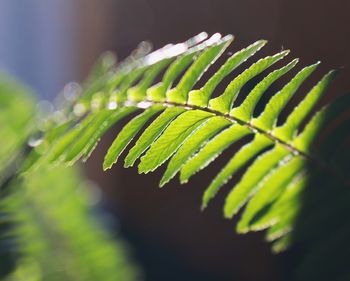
[137,163,148,174]
[159,177,168,188]
[256,39,268,47]
[280,49,290,57]
[103,156,116,171]
[102,163,111,171]
[179,172,189,184]
[123,157,134,168]
[236,222,249,234]
[221,34,234,44]
[290,58,299,65]
[123,163,131,168]
[223,203,235,219]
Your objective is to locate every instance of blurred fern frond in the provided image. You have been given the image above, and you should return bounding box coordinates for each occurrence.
[0,75,140,281]
[0,75,36,278]
[3,166,140,281]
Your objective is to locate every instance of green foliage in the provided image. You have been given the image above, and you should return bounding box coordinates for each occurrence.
[25,31,348,235]
[2,32,350,280]
[0,74,35,173]
[0,74,37,278]
[0,76,140,280]
[3,166,140,281]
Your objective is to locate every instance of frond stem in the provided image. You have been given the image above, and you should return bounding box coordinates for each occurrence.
[124,98,348,185]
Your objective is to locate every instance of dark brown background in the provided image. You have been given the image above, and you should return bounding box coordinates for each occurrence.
[75,1,350,280]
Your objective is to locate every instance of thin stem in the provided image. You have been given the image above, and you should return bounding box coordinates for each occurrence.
[124,98,348,185]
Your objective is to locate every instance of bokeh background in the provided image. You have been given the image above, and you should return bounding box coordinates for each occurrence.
[1,1,349,280]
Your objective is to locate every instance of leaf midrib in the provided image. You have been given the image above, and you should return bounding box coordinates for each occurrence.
[120,97,347,185]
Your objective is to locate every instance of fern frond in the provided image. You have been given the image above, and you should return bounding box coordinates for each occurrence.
[0,75,37,278]
[4,166,140,281]
[0,75,140,280]
[23,32,350,270]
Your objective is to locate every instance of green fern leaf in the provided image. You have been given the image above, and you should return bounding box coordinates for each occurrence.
[160,116,230,186]
[180,124,251,183]
[202,134,273,210]
[103,106,163,170]
[274,70,337,141]
[82,107,137,161]
[11,33,350,279]
[188,40,267,107]
[167,34,233,103]
[293,93,350,152]
[124,107,186,167]
[249,174,306,232]
[138,110,214,173]
[237,156,304,233]
[224,144,290,218]
[209,50,290,113]
[252,62,320,131]
[230,59,298,121]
